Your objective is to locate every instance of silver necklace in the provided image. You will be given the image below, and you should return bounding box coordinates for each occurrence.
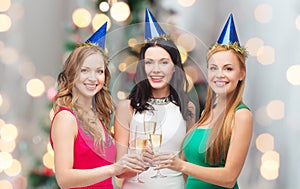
[148,96,171,105]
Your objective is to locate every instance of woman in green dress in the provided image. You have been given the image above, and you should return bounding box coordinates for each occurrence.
[154,13,253,189]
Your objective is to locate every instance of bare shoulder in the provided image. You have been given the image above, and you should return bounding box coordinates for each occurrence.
[116,99,131,111]
[235,108,253,122]
[115,99,132,127]
[53,110,76,122]
[52,110,77,132]
[234,108,253,130]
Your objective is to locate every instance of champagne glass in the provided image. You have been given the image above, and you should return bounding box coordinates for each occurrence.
[130,126,147,183]
[150,123,167,178]
[144,111,156,152]
[144,110,157,140]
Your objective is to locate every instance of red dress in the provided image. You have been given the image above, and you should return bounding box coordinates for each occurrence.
[50,107,116,189]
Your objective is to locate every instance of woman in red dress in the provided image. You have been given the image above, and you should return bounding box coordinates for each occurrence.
[50,22,146,189]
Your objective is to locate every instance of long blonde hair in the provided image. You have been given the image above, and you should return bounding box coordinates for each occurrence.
[184,47,246,165]
[53,45,114,147]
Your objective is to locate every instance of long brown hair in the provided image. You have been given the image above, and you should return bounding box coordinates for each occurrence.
[184,47,246,165]
[53,45,114,147]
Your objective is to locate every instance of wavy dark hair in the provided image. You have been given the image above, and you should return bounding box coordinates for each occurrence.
[128,38,193,120]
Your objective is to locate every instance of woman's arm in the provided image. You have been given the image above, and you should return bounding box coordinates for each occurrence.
[51,111,122,189]
[114,100,141,178]
[157,108,253,188]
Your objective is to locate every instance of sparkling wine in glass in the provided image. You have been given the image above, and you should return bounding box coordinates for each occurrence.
[130,126,147,183]
[150,134,162,150]
[150,124,166,178]
[144,111,157,145]
[135,138,147,154]
[144,120,156,139]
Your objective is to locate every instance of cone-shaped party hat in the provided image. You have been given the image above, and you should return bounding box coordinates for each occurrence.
[85,22,107,50]
[144,8,166,41]
[217,13,239,46]
[211,13,247,58]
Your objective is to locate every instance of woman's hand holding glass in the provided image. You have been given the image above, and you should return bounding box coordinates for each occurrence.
[153,152,185,173]
[114,153,147,176]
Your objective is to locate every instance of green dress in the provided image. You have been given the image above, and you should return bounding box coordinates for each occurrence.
[183,104,249,189]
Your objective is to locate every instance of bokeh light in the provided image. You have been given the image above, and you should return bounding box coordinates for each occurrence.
[47,142,54,156]
[7,2,24,21]
[266,100,285,120]
[0,123,18,141]
[0,0,11,12]
[18,59,36,79]
[0,93,10,115]
[47,87,58,102]
[177,33,196,52]
[245,37,264,56]
[117,91,127,100]
[43,151,54,169]
[92,13,111,31]
[177,45,188,63]
[0,139,16,152]
[128,38,138,48]
[72,8,91,28]
[255,106,272,126]
[178,0,196,7]
[118,62,127,72]
[41,75,56,89]
[0,152,13,169]
[286,65,300,85]
[254,4,273,23]
[260,160,279,180]
[256,133,274,153]
[257,45,275,65]
[0,14,12,32]
[0,119,5,128]
[0,180,13,189]
[123,56,138,74]
[0,47,19,64]
[260,150,280,180]
[4,159,21,176]
[295,15,300,31]
[99,1,109,12]
[110,2,130,22]
[0,94,2,107]
[261,150,280,164]
[26,79,45,98]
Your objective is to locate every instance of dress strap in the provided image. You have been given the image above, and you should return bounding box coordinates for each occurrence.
[235,103,250,111]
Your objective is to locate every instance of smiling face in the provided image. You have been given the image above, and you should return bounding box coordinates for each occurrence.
[144,46,175,96]
[74,52,105,100]
[207,50,245,96]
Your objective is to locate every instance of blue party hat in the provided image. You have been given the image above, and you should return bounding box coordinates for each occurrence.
[85,22,107,50]
[217,13,239,46]
[212,13,248,58]
[144,8,166,41]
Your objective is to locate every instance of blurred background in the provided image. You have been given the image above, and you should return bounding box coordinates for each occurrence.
[0,0,299,188]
